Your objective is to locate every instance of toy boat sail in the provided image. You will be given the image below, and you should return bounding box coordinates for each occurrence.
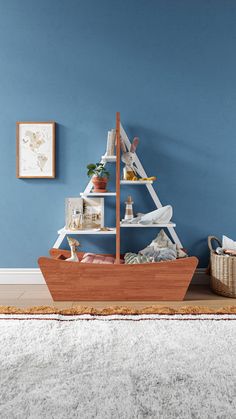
[38,113,198,301]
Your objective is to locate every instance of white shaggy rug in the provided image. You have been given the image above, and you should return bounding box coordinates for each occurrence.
[0,314,235,419]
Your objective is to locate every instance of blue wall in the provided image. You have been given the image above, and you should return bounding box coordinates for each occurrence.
[0,0,235,268]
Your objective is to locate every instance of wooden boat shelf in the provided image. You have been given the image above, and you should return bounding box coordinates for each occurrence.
[38,112,198,301]
[38,249,198,301]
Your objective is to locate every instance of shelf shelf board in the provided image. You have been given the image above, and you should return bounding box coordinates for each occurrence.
[120,180,153,185]
[80,192,116,196]
[58,227,116,235]
[101,155,116,162]
[120,222,176,228]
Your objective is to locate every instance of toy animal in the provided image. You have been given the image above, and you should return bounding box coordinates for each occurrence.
[120,138,156,181]
[120,137,141,180]
[66,237,80,262]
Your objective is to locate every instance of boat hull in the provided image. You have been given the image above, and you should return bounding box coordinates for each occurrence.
[38,249,198,301]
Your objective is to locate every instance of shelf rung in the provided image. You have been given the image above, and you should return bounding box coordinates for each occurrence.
[80,192,116,196]
[58,227,116,235]
[120,180,153,185]
[101,155,116,162]
[120,222,176,228]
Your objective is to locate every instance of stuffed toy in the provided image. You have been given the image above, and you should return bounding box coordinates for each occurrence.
[139,229,187,261]
[124,230,187,264]
[124,253,154,264]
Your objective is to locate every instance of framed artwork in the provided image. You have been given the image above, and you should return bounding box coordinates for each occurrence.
[16,121,55,178]
[82,197,104,229]
[65,198,83,230]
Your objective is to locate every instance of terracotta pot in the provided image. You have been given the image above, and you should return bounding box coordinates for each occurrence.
[92,176,108,193]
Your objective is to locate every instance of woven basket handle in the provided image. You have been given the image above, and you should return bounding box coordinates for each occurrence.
[208,236,222,251]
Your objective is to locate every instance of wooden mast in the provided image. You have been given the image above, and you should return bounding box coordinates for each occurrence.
[115,112,121,263]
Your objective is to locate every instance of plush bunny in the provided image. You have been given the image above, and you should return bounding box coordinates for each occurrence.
[120,137,141,180]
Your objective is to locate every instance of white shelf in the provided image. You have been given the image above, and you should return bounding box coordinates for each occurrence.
[101,155,116,162]
[80,192,116,196]
[58,227,116,235]
[120,180,153,185]
[120,222,176,228]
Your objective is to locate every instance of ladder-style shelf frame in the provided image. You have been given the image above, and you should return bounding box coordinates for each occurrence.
[53,112,182,255]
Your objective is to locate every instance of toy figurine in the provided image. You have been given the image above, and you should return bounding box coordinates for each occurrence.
[120,137,140,180]
[124,196,134,220]
[66,237,80,262]
[120,137,156,182]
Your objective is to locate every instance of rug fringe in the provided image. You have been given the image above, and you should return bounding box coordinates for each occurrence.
[0,305,236,315]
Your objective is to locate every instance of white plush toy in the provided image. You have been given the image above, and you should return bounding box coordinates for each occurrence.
[120,137,141,180]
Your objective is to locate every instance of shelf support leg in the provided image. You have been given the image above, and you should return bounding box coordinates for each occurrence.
[53,232,66,249]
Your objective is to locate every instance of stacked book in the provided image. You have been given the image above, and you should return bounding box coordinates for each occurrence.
[105,129,116,156]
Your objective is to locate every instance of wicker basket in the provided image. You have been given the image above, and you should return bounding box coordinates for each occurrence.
[208,236,236,298]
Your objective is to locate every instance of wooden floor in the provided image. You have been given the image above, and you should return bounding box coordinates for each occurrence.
[0,284,235,309]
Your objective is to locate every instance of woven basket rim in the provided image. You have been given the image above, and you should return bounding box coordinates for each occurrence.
[210,250,236,261]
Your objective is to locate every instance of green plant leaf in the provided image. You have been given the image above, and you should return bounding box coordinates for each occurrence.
[86,162,110,178]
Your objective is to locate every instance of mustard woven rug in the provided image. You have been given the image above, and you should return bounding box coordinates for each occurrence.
[0,305,236,315]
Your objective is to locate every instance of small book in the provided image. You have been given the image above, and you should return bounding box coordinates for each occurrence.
[105,129,116,156]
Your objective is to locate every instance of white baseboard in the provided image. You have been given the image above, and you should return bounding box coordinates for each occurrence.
[0,269,45,284]
[0,268,209,285]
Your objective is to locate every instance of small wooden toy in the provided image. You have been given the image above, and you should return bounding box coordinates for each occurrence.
[124,196,134,220]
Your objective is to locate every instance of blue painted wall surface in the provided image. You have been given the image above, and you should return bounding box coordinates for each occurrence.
[0,0,235,267]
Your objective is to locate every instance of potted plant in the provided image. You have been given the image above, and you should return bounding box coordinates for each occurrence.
[87,163,110,193]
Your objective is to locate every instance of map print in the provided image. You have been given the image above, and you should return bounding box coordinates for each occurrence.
[19,123,53,177]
